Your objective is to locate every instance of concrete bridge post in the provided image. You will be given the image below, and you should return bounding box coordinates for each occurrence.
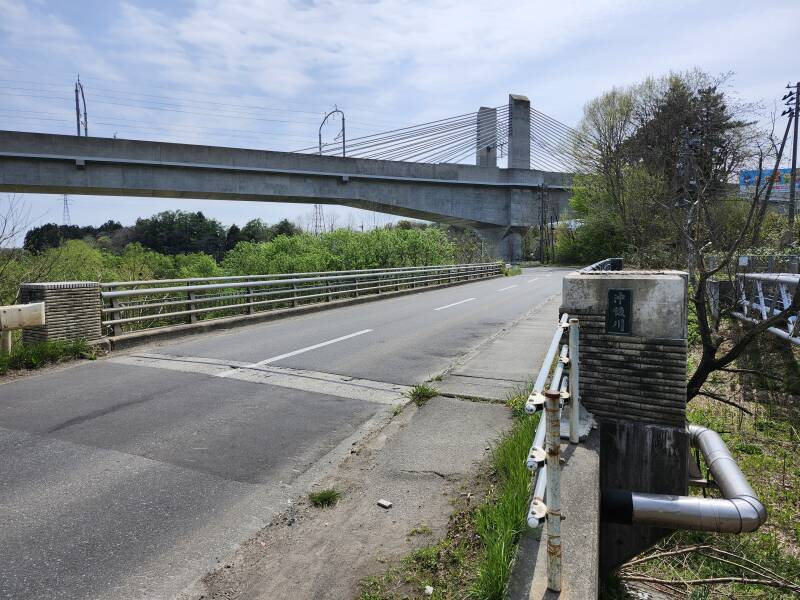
[508,94,531,169]
[476,107,498,167]
[18,282,104,345]
[560,270,688,574]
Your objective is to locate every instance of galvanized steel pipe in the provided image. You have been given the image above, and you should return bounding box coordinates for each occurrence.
[545,389,562,592]
[602,424,767,533]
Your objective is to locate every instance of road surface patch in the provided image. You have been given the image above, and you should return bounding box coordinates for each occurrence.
[110,352,410,405]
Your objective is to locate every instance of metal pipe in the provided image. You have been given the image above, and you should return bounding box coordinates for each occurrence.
[601,424,767,534]
[102,265,494,298]
[568,318,580,443]
[100,263,498,288]
[545,389,562,592]
[526,415,547,470]
[525,314,568,413]
[527,464,547,528]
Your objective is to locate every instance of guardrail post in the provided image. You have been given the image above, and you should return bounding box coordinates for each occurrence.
[569,318,580,444]
[245,286,255,314]
[187,291,198,324]
[292,283,299,307]
[545,389,562,592]
[326,280,333,302]
[1,331,11,355]
[110,296,124,337]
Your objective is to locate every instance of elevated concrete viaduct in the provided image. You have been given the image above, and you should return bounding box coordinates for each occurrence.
[0,97,572,261]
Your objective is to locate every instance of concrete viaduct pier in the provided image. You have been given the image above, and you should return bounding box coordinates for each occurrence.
[0,95,571,261]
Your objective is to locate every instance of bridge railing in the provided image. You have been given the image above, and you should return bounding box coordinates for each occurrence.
[732,272,800,346]
[100,263,501,337]
[523,312,586,593]
[580,257,623,272]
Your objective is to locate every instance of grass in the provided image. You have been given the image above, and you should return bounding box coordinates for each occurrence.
[408,525,432,537]
[0,339,95,375]
[501,264,523,277]
[356,390,539,600]
[308,488,342,508]
[406,384,439,407]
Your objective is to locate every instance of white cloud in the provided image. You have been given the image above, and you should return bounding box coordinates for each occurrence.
[0,0,797,233]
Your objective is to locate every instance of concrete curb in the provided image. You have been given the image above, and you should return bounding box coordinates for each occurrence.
[109,275,502,351]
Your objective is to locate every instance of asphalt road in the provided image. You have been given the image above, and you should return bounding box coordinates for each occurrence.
[0,267,567,600]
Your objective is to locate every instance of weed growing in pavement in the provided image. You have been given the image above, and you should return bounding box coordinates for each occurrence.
[406,384,439,407]
[308,488,342,508]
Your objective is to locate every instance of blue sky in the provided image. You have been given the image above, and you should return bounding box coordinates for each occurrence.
[1,0,797,240]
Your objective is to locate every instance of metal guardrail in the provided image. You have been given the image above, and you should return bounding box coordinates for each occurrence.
[523,313,585,593]
[732,272,800,346]
[100,263,501,336]
[581,257,623,272]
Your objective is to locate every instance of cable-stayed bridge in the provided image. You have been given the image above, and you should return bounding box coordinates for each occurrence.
[0,94,593,260]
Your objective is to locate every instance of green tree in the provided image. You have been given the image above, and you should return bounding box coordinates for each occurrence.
[133,210,226,258]
[240,218,272,243]
[225,224,243,251]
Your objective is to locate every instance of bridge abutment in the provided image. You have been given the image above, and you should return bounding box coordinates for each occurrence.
[561,270,688,574]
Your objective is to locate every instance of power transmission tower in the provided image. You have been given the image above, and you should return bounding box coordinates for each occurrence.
[312,204,325,235]
[62,194,71,225]
[74,75,88,136]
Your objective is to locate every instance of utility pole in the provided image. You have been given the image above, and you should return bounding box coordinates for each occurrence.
[74,75,88,136]
[315,106,346,237]
[787,82,799,234]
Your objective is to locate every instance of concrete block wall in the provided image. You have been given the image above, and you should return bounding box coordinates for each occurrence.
[567,308,686,425]
[561,270,688,573]
[19,282,103,344]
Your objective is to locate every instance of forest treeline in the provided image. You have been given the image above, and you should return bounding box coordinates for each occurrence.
[1,210,488,304]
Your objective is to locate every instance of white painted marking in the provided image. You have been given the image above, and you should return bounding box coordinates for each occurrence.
[434,297,476,311]
[528,278,539,283]
[497,285,518,292]
[215,329,374,377]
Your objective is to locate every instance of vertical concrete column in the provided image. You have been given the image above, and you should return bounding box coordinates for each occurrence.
[476,107,497,167]
[18,282,103,344]
[475,226,523,262]
[508,94,531,169]
[560,270,688,573]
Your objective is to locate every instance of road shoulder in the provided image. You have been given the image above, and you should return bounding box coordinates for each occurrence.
[179,396,512,600]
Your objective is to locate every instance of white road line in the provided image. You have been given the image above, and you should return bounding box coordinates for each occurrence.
[215,329,374,377]
[528,278,539,283]
[497,285,518,292]
[433,297,476,311]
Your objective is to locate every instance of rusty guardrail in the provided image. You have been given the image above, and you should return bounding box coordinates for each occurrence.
[524,313,587,593]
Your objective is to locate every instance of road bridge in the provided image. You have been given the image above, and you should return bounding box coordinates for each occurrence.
[0,95,575,261]
[0,267,569,599]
